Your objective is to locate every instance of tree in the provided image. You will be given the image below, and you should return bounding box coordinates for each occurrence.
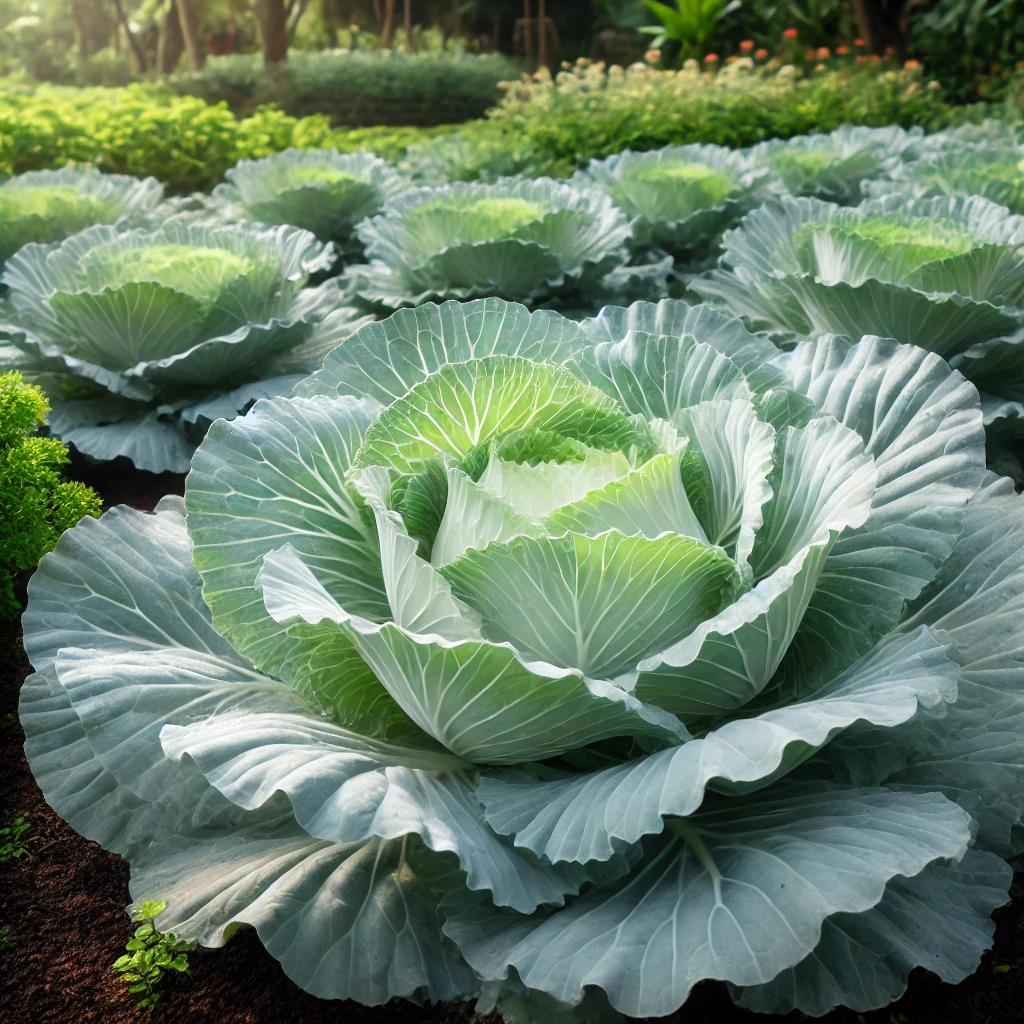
[175,0,205,70]
[253,0,289,62]
[848,0,908,54]
[157,1,185,74]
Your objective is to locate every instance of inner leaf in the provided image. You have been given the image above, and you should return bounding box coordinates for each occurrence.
[353,355,650,473]
[619,161,735,220]
[403,197,548,250]
[77,243,255,303]
[440,530,739,680]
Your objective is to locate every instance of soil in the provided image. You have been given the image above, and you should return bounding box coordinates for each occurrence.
[1,465,1022,1024]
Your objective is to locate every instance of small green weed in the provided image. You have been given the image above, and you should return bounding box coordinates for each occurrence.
[0,817,32,863]
[993,963,1012,974]
[112,901,193,1011]
[0,926,13,952]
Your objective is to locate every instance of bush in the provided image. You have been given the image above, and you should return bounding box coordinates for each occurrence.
[488,60,957,170]
[170,49,522,127]
[0,370,101,616]
[0,84,450,193]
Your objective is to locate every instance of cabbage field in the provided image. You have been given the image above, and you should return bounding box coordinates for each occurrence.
[4,116,1024,1023]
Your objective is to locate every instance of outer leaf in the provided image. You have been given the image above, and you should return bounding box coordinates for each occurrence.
[130,820,476,1004]
[730,849,1012,1016]
[159,712,589,913]
[478,626,957,863]
[444,786,973,1018]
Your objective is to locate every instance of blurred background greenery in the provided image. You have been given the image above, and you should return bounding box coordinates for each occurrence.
[0,0,1021,105]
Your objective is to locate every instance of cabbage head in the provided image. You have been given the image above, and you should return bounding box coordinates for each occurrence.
[0,165,163,268]
[693,193,1024,433]
[0,217,364,473]
[20,296,1024,1022]
[347,178,632,309]
[572,143,778,265]
[210,148,407,260]
[748,125,922,206]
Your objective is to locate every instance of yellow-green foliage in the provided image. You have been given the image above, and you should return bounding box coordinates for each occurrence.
[0,84,455,194]
[490,61,956,169]
[0,371,101,616]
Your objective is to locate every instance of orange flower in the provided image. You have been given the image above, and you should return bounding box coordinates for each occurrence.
[854,37,865,46]
[836,45,849,55]
[782,27,798,40]
[740,39,754,52]
[869,53,881,61]
[903,58,922,70]
[644,48,661,63]
[816,46,830,58]
[704,52,719,63]
[754,48,768,59]
[805,48,816,60]
[855,55,866,63]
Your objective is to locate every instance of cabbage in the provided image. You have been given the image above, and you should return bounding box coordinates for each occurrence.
[749,124,923,205]
[572,143,779,266]
[0,217,368,472]
[347,177,633,308]
[210,148,407,260]
[866,144,1024,214]
[693,193,1024,440]
[20,297,1024,1022]
[0,165,163,268]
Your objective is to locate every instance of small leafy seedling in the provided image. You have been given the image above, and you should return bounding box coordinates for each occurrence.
[112,900,193,1011]
[993,964,1012,974]
[0,816,32,862]
[0,926,13,952]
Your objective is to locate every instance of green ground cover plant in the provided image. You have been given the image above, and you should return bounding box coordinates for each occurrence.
[112,901,193,1012]
[0,370,100,614]
[0,815,32,862]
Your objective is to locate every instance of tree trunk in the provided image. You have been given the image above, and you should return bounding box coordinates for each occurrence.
[175,0,205,70]
[72,0,112,59]
[158,4,186,73]
[523,0,533,62]
[380,0,396,45]
[849,0,906,54]
[403,0,413,49]
[111,0,148,71]
[254,0,289,62]
[537,0,546,70]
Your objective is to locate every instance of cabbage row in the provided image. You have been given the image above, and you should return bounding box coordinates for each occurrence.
[8,116,1024,1024]
[3,122,1024,474]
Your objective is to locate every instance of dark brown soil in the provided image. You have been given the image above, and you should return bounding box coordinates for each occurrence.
[0,466,1021,1024]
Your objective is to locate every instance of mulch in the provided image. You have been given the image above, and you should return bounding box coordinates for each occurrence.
[0,460,1021,1024]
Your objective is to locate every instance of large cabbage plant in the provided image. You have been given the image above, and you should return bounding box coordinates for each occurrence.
[20,296,1024,1020]
[346,178,634,309]
[0,217,364,473]
[572,143,778,266]
[209,149,407,260]
[748,125,922,206]
[0,165,163,268]
[693,193,1024,446]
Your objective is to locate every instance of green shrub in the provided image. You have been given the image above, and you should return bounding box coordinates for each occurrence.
[170,50,522,127]
[0,370,101,616]
[488,60,957,170]
[0,84,449,193]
